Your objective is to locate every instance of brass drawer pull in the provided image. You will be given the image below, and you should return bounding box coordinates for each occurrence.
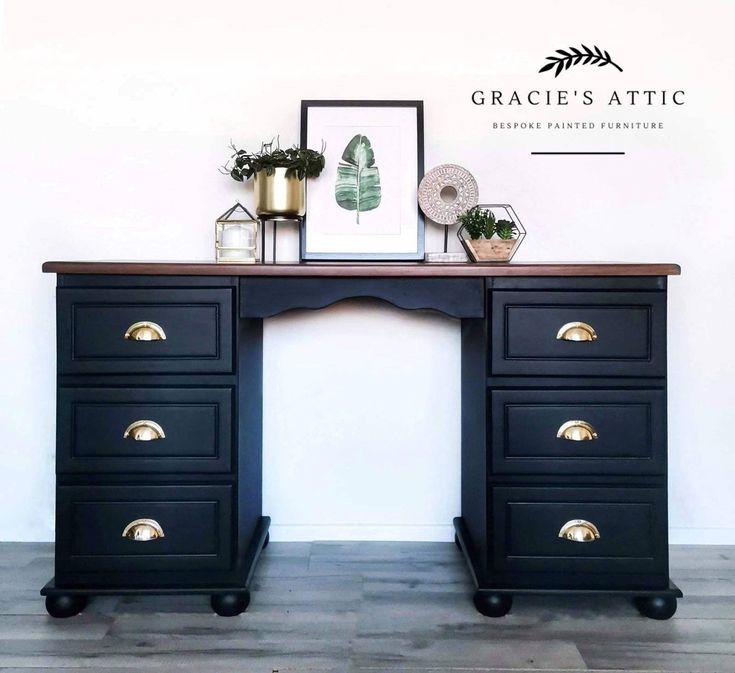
[123,420,165,441]
[124,321,166,341]
[556,321,597,342]
[122,518,165,541]
[557,420,598,441]
[559,519,600,542]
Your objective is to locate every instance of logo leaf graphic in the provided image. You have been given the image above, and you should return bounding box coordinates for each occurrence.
[538,44,623,77]
[335,134,382,224]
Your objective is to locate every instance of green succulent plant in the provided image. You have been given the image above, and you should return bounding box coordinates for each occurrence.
[494,219,518,240]
[222,138,326,181]
[458,207,518,240]
[458,206,496,240]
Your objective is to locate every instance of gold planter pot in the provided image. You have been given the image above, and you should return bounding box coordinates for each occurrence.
[253,168,306,217]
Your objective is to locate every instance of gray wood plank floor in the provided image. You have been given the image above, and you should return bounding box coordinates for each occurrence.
[0,541,733,672]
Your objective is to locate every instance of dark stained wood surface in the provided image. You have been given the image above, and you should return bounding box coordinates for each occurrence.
[42,261,682,276]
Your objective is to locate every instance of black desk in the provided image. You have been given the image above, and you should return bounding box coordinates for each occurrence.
[40,262,682,619]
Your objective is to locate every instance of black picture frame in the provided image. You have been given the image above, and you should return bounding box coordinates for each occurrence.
[300,100,425,262]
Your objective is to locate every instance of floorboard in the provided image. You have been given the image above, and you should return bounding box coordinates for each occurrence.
[0,542,733,672]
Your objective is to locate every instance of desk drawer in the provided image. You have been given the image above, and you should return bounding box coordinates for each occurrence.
[57,288,233,374]
[490,291,665,377]
[57,387,233,474]
[490,389,665,475]
[492,486,667,575]
[56,485,232,573]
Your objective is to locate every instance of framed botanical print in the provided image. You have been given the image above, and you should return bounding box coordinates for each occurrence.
[300,100,425,261]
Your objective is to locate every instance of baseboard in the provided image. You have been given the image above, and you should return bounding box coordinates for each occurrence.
[669,527,735,545]
[268,523,456,542]
[271,524,735,544]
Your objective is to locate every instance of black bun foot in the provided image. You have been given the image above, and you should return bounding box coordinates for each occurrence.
[211,591,250,616]
[45,594,88,618]
[474,591,513,617]
[454,533,462,550]
[634,595,677,620]
[262,532,270,550]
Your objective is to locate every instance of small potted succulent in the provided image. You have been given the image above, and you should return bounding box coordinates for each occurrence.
[223,139,326,217]
[457,205,524,262]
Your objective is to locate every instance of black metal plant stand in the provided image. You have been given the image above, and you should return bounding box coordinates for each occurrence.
[258,215,304,264]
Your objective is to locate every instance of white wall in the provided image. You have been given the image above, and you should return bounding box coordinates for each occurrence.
[0,0,733,543]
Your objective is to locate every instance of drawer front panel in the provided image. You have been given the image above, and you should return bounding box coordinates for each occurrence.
[56,485,232,572]
[490,389,665,475]
[57,388,233,474]
[492,486,667,575]
[490,291,666,376]
[57,288,233,374]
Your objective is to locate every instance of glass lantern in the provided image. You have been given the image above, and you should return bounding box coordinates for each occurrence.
[215,202,259,263]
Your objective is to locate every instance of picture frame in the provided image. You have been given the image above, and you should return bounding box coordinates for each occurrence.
[300,100,425,261]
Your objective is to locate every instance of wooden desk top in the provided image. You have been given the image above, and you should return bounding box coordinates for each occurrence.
[42,261,681,277]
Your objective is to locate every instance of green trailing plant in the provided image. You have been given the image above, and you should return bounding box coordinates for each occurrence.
[494,219,518,240]
[222,138,326,181]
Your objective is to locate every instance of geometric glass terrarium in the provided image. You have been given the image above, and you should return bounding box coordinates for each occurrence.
[215,202,259,264]
[457,203,526,263]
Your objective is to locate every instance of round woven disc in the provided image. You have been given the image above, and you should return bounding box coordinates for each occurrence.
[418,164,479,226]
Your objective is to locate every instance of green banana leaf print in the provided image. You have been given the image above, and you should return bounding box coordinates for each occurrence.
[335,134,381,224]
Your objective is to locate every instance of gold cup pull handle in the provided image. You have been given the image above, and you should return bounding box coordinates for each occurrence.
[556,321,597,342]
[559,519,600,542]
[124,321,166,341]
[557,420,598,441]
[122,518,165,541]
[123,420,165,441]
